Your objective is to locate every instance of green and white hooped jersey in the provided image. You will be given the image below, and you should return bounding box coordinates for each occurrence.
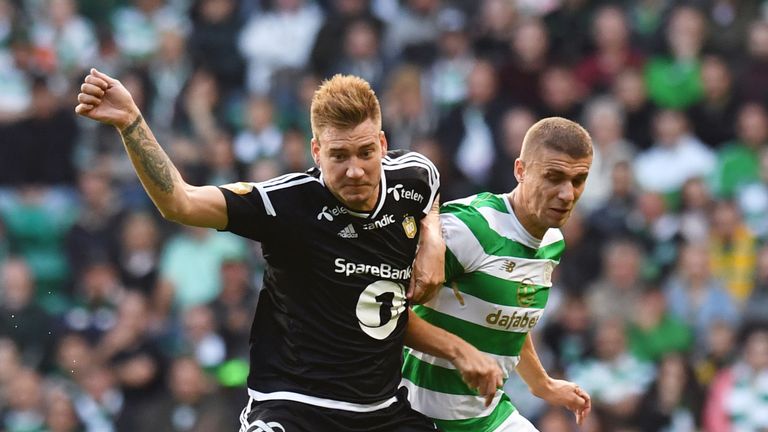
[401,193,564,432]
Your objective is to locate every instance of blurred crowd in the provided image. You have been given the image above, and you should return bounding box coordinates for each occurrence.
[1,0,768,431]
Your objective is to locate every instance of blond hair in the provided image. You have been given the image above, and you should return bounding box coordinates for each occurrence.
[310,75,381,140]
[520,117,593,161]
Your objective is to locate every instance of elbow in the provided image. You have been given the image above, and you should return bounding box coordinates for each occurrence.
[157,199,189,224]
[158,205,183,223]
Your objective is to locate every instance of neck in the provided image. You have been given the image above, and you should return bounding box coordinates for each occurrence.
[508,189,544,239]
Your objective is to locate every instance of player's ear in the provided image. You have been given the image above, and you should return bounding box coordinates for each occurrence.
[311,137,321,165]
[514,158,524,183]
[379,131,388,154]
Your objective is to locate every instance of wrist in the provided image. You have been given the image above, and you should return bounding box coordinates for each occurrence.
[117,109,142,132]
[445,335,468,363]
[530,376,554,399]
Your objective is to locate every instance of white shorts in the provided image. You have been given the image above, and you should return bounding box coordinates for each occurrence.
[493,410,539,432]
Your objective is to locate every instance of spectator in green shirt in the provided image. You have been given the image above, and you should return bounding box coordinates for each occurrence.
[712,102,768,198]
[627,285,694,362]
[644,6,706,109]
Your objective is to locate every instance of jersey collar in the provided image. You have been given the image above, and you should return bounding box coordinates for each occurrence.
[317,167,388,220]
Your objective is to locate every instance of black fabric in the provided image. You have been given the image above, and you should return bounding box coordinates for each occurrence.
[219,151,439,405]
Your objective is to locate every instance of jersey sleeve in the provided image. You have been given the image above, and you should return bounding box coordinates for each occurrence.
[218,181,277,242]
[439,200,486,281]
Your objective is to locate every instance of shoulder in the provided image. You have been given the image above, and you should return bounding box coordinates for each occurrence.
[222,172,321,196]
[219,171,322,218]
[439,193,508,238]
[382,150,439,185]
[441,193,506,217]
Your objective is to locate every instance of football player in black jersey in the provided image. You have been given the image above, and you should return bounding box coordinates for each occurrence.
[76,69,502,431]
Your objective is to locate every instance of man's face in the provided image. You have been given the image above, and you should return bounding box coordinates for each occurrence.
[516,147,591,236]
[312,119,386,211]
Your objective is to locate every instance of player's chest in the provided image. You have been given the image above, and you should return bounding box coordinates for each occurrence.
[311,204,420,248]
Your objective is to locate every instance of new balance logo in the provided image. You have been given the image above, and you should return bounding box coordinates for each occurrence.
[245,420,286,432]
[387,184,424,203]
[338,224,358,238]
[501,260,516,272]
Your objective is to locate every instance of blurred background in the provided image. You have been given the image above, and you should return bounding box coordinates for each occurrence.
[0,0,767,431]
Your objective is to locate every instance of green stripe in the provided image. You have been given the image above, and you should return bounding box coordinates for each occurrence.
[412,307,528,356]
[402,352,474,395]
[433,394,516,432]
[537,239,565,261]
[445,247,465,283]
[469,192,508,212]
[452,272,550,308]
[442,204,538,259]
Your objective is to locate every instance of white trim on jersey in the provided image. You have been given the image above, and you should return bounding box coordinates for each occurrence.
[383,156,441,214]
[370,166,387,219]
[253,183,276,217]
[247,388,399,413]
[382,158,439,190]
[383,153,439,186]
[262,176,320,192]
[313,166,386,219]
[249,176,322,217]
[383,159,438,187]
[258,173,308,188]
[400,379,504,421]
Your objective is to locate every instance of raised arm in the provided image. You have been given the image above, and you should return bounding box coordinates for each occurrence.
[516,333,591,425]
[75,68,227,229]
[405,310,503,407]
[408,195,445,303]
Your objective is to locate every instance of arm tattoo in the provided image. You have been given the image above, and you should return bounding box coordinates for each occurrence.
[121,115,175,194]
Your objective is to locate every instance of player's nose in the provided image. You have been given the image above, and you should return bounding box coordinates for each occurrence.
[345,161,365,179]
[558,182,575,203]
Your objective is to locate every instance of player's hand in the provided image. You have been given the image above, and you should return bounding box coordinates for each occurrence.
[408,256,443,304]
[408,241,445,304]
[535,378,591,425]
[451,346,504,407]
[75,68,140,130]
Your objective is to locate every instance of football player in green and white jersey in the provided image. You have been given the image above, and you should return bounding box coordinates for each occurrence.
[403,117,593,431]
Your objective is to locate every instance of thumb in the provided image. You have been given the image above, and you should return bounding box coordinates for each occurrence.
[407,278,416,300]
[91,68,118,86]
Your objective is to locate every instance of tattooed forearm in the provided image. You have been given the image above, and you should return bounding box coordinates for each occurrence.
[121,115,175,194]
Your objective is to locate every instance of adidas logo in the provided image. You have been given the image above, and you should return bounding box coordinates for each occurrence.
[338,224,358,238]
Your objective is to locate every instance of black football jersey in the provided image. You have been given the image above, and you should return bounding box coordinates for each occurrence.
[218,150,439,405]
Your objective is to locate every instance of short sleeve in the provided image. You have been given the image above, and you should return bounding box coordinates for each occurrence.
[218,181,276,242]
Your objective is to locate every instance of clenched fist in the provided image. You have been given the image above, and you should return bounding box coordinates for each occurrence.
[75,68,140,130]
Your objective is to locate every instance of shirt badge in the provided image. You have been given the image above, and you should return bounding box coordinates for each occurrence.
[402,215,417,239]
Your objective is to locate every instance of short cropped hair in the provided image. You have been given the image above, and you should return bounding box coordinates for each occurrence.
[520,117,593,161]
[310,75,381,140]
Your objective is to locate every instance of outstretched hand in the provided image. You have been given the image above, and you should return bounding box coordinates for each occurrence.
[536,378,592,425]
[75,68,140,130]
[452,346,504,407]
